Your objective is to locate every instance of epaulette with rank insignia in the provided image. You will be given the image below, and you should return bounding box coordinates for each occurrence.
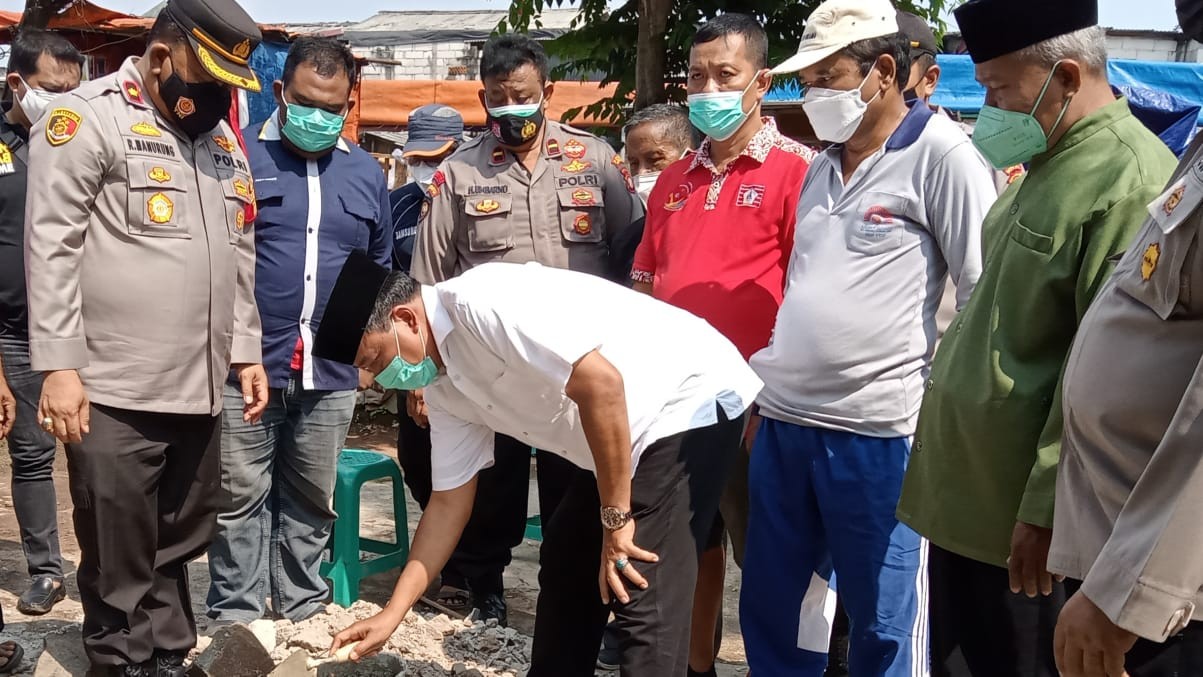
[122,80,150,109]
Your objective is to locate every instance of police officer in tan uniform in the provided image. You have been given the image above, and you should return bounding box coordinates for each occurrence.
[1047,129,1203,676]
[24,0,268,673]
[405,34,643,624]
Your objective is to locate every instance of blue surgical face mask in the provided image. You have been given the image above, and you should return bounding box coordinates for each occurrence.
[281,97,346,153]
[374,322,438,391]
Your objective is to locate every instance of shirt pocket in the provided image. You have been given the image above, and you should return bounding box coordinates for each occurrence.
[126,158,191,239]
[338,192,376,251]
[556,186,606,244]
[846,191,906,255]
[220,172,255,244]
[464,194,514,253]
[1115,221,1197,320]
[1009,220,1054,255]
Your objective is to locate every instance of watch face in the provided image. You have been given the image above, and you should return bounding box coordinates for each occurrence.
[601,507,629,529]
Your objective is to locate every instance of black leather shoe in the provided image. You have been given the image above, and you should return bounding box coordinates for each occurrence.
[17,576,65,615]
[122,663,154,677]
[153,651,186,677]
[473,591,508,628]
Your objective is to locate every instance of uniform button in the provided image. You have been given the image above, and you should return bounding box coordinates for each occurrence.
[486,404,493,410]
[1010,204,1019,215]
[308,228,314,234]
[926,379,934,391]
[306,275,312,281]
[916,441,924,452]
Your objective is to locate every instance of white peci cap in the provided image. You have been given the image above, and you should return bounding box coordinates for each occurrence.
[771,0,900,74]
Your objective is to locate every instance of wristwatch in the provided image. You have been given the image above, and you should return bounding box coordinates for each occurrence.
[600,506,633,531]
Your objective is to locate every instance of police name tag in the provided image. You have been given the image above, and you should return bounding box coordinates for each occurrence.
[1149,175,1201,234]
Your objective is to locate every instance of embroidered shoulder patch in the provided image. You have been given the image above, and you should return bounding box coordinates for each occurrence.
[46,108,82,147]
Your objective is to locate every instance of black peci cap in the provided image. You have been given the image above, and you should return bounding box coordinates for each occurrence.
[163,0,263,92]
[897,11,939,60]
[954,0,1097,64]
[313,251,391,366]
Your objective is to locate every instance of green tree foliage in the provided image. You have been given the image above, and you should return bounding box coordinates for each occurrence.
[499,0,950,123]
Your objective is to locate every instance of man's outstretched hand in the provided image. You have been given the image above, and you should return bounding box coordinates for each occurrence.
[330,607,405,661]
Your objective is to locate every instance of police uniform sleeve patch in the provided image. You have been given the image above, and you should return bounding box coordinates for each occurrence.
[45,108,83,147]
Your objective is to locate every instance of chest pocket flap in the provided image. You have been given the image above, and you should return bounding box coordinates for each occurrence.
[556,186,606,244]
[254,179,285,204]
[126,157,189,239]
[464,194,514,252]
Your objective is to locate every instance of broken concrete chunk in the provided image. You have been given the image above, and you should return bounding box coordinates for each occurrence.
[187,624,276,677]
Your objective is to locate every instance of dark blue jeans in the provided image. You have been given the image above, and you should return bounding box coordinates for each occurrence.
[206,376,355,623]
[0,335,63,579]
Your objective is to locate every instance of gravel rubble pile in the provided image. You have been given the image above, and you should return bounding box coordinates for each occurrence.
[271,602,530,677]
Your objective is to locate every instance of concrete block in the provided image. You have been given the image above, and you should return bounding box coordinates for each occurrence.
[33,631,88,677]
[187,625,276,677]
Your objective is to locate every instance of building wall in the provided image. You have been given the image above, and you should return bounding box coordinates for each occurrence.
[354,42,480,81]
[1106,35,1202,63]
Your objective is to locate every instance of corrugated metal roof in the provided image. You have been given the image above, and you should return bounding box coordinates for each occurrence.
[349,9,578,33]
[291,9,582,47]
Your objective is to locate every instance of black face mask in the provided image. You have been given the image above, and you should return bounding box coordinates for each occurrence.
[160,70,230,139]
[487,106,545,148]
[1179,0,1203,43]
[903,88,920,104]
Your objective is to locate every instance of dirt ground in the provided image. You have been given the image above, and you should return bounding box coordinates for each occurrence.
[0,411,749,675]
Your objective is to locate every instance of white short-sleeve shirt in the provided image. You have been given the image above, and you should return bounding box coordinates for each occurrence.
[422,262,763,491]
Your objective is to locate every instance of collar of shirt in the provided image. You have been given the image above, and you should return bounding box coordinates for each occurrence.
[260,108,350,154]
[1030,97,1130,169]
[426,284,455,357]
[686,118,809,211]
[689,117,791,174]
[823,101,935,163]
[0,105,28,143]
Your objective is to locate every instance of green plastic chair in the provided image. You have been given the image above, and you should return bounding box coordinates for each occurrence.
[320,449,410,607]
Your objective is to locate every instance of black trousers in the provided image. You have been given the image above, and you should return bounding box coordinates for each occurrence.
[66,404,220,668]
[396,412,576,595]
[931,545,1203,677]
[528,409,744,677]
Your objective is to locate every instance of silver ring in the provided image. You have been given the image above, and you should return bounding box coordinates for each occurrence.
[615,558,628,571]
[41,417,53,430]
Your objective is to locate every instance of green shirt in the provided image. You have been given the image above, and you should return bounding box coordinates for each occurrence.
[896,98,1176,567]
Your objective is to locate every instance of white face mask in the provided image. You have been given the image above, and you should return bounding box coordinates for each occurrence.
[17,77,58,125]
[634,171,660,205]
[802,70,879,144]
[408,162,438,187]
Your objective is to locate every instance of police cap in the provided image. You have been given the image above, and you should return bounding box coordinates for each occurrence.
[164,0,263,92]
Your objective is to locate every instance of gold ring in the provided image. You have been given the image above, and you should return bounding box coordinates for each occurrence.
[41,417,53,430]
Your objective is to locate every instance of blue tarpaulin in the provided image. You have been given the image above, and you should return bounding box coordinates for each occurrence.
[246,42,291,126]
[927,54,1203,127]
